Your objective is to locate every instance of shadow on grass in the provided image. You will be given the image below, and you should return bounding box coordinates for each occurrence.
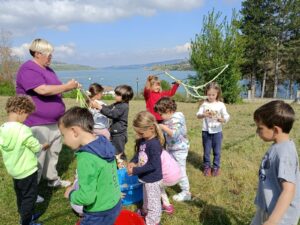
[187,150,203,170]
[190,197,249,225]
[36,145,74,215]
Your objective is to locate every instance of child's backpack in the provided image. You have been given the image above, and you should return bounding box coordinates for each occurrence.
[161,149,182,186]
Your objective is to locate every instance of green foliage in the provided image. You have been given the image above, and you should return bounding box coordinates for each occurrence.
[160,79,171,91]
[0,80,15,96]
[189,10,243,103]
[102,95,115,100]
[62,89,77,99]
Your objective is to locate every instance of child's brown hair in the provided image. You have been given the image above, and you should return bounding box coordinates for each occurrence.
[154,97,177,114]
[114,85,134,103]
[254,100,295,134]
[5,95,35,114]
[86,83,104,105]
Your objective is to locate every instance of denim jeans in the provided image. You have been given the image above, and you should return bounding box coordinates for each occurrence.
[202,131,223,169]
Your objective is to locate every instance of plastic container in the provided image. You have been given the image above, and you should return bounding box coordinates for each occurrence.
[114,209,145,225]
[117,168,143,205]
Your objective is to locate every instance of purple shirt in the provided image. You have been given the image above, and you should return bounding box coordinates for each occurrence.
[16,60,65,127]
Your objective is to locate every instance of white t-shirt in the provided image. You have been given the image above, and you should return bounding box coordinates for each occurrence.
[196,101,230,133]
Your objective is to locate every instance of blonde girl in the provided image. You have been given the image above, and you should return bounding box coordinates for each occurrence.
[127,111,164,225]
[196,82,230,176]
[87,83,110,140]
[144,75,180,123]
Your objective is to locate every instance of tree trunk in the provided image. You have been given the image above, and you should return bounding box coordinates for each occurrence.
[251,67,256,99]
[261,68,267,98]
[273,48,279,98]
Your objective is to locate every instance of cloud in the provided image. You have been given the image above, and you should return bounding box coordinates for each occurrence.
[12,41,190,67]
[12,42,76,62]
[0,0,204,34]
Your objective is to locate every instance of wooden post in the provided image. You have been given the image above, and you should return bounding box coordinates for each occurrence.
[248,90,252,100]
[296,90,300,104]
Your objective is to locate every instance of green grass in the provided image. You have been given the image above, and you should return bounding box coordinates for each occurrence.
[0,96,300,225]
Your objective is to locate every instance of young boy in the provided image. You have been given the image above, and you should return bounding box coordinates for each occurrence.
[252,100,300,225]
[94,85,134,166]
[60,107,121,225]
[0,96,47,225]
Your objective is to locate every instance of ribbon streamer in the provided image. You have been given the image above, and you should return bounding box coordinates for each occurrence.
[163,64,229,99]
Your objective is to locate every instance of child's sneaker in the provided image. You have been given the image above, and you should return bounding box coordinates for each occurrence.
[36,195,44,203]
[203,167,211,176]
[172,192,191,202]
[48,178,71,188]
[212,168,220,177]
[162,204,174,214]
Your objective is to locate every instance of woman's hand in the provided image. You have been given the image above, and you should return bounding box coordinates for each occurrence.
[65,79,80,91]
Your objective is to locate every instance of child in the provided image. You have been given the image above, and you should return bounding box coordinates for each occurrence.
[60,107,121,225]
[127,111,163,225]
[86,83,110,140]
[154,97,191,205]
[251,100,300,225]
[144,75,180,123]
[196,82,230,176]
[0,96,47,225]
[95,85,134,165]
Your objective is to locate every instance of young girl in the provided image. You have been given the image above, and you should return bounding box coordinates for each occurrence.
[95,85,134,166]
[144,75,180,123]
[154,97,191,204]
[196,82,230,177]
[127,111,163,225]
[86,83,111,140]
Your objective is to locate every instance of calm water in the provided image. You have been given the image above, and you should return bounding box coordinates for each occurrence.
[56,68,196,94]
[57,68,297,98]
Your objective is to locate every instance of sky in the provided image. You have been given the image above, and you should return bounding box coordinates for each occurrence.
[1,0,242,68]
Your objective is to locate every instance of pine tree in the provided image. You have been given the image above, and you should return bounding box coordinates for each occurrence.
[189,10,243,103]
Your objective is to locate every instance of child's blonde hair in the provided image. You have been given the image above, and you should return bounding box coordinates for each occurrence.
[204,82,223,101]
[133,111,165,151]
[145,75,162,92]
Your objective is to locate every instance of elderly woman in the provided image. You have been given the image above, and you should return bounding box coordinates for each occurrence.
[16,38,79,202]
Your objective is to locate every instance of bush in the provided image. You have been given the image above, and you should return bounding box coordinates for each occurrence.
[62,89,77,99]
[0,80,15,96]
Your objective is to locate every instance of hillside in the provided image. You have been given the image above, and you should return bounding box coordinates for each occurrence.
[103,59,194,71]
[51,61,96,71]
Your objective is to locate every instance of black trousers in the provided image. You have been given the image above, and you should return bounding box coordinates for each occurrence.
[111,133,128,159]
[13,171,38,225]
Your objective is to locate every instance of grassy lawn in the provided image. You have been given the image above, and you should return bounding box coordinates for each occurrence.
[0,96,300,225]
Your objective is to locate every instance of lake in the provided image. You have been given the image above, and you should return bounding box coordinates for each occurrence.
[56,68,196,94]
[57,68,297,99]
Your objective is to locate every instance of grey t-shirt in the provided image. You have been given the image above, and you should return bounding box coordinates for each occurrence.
[255,140,300,224]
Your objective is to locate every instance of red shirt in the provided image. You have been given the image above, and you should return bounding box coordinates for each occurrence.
[144,83,179,121]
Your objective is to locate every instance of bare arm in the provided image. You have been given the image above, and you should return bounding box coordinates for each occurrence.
[159,124,174,137]
[263,181,295,225]
[33,79,79,96]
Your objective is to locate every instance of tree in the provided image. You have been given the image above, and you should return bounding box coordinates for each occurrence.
[240,0,300,99]
[0,29,20,84]
[189,10,243,103]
